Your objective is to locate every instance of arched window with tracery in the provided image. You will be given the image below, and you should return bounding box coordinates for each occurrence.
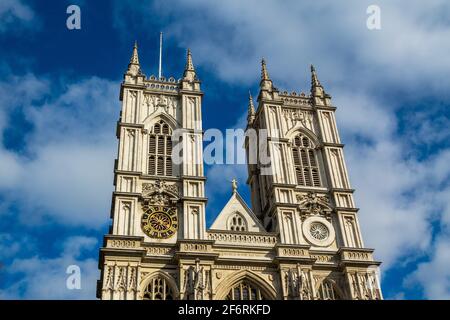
[148,120,173,176]
[225,281,266,300]
[228,212,247,232]
[142,276,174,300]
[292,133,321,187]
[317,280,340,300]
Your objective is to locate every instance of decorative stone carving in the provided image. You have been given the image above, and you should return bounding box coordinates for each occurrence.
[104,265,114,290]
[217,265,266,271]
[184,259,211,300]
[145,246,172,256]
[128,267,137,292]
[282,109,313,128]
[109,239,138,248]
[284,266,312,300]
[297,192,333,221]
[349,271,381,300]
[207,231,277,245]
[181,243,208,252]
[141,179,179,207]
[311,254,335,264]
[116,266,127,290]
[144,94,157,109]
[144,94,178,116]
[280,247,308,257]
[142,179,179,197]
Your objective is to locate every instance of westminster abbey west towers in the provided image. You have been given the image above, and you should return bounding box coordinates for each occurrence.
[96,43,383,300]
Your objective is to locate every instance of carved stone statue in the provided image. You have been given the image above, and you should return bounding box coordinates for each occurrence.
[184,259,210,300]
[284,267,312,300]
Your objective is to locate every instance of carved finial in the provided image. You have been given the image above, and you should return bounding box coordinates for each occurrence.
[261,58,270,80]
[310,64,321,87]
[310,64,327,100]
[259,58,273,93]
[186,49,194,70]
[183,48,196,81]
[231,178,238,194]
[247,91,256,124]
[130,41,140,65]
[127,41,141,76]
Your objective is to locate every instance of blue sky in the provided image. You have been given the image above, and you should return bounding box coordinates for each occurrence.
[0,0,449,299]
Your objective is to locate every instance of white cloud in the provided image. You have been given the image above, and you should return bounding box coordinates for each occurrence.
[0,236,99,299]
[347,141,450,266]
[405,235,450,299]
[118,0,450,92]
[0,75,119,227]
[0,233,25,259]
[0,0,35,32]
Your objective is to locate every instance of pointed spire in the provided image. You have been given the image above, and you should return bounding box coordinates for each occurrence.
[310,64,324,97]
[247,91,256,124]
[183,48,196,81]
[259,58,273,94]
[310,64,322,88]
[127,41,141,76]
[186,49,195,71]
[261,58,270,80]
[130,41,140,65]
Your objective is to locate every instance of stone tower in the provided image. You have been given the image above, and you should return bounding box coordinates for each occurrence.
[96,43,383,300]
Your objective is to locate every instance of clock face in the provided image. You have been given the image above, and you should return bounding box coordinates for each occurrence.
[141,205,178,239]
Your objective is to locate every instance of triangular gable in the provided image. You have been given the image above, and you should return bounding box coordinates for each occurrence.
[209,191,266,232]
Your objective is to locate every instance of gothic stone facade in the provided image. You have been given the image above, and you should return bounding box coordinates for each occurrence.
[96,43,383,300]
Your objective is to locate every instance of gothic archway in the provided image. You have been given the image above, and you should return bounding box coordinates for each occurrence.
[140,271,179,300]
[215,270,277,300]
[315,278,345,300]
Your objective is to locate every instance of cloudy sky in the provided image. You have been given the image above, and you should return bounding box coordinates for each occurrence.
[0,0,449,299]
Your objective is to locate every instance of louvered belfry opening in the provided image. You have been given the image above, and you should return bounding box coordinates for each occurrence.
[148,120,173,176]
[292,134,321,187]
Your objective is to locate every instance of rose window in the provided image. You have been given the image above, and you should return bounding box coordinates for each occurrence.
[309,222,329,241]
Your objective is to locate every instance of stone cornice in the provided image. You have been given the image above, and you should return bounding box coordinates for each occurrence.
[117,122,145,128]
[207,229,277,237]
[294,185,329,193]
[314,105,337,111]
[335,207,360,213]
[338,247,381,268]
[178,89,204,96]
[182,196,208,203]
[98,247,146,268]
[330,188,355,194]
[112,191,141,198]
[181,175,207,181]
[323,142,345,148]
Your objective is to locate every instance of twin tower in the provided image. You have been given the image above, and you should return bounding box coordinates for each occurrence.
[96,42,383,300]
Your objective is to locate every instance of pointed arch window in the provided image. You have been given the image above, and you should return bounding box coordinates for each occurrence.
[148,120,173,176]
[292,134,321,187]
[143,276,174,300]
[225,281,265,300]
[228,212,247,232]
[318,280,340,300]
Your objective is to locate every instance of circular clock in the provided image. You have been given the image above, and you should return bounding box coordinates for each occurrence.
[141,206,178,239]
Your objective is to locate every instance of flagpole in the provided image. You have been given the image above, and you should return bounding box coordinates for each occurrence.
[159,32,163,78]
